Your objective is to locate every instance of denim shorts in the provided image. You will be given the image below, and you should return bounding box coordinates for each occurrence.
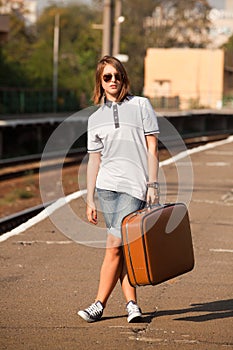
[96,188,145,239]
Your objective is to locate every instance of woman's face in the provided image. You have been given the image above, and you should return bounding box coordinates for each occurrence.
[101,64,122,101]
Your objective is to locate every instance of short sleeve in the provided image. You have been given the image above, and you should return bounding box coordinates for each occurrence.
[87,118,103,153]
[141,98,159,135]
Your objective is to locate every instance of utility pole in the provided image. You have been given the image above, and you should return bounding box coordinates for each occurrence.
[113,0,123,57]
[102,0,113,56]
[53,13,60,113]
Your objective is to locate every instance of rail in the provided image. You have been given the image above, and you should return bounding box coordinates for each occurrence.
[0,202,54,235]
[0,149,86,181]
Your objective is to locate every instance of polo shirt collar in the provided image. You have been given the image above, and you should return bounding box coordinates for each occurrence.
[105,98,113,108]
[104,95,131,108]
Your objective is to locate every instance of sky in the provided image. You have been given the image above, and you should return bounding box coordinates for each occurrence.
[37,0,227,13]
[208,0,226,9]
[37,0,91,13]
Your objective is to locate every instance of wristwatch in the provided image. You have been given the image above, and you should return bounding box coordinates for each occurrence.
[147,181,160,190]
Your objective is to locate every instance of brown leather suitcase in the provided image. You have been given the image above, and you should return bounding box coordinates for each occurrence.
[121,203,194,287]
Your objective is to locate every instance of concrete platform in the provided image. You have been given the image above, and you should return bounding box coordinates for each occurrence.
[0,137,233,350]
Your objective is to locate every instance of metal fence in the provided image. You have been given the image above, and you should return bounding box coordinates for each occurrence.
[0,88,80,114]
[1,89,232,114]
[149,96,180,110]
[149,95,233,110]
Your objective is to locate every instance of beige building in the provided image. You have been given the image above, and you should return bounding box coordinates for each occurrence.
[144,48,224,110]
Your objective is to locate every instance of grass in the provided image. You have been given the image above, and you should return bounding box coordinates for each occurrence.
[0,187,35,206]
[0,172,36,207]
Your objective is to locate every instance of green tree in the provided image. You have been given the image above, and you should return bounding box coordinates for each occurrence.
[25,4,102,102]
[1,2,102,103]
[223,32,233,70]
[143,0,211,48]
[222,34,233,99]
[57,4,102,100]
[120,0,156,94]
[0,11,35,86]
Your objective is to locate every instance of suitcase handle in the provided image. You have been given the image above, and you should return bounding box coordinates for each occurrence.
[145,202,162,210]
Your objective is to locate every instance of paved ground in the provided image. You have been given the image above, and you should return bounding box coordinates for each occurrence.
[0,138,233,350]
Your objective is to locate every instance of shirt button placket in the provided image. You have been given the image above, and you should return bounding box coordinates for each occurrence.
[113,104,120,129]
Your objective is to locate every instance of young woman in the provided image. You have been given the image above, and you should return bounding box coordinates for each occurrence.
[77,55,159,323]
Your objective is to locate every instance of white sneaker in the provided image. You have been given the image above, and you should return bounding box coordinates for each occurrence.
[126,300,142,323]
[77,301,104,323]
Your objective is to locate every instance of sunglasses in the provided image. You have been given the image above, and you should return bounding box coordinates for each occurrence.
[102,73,121,83]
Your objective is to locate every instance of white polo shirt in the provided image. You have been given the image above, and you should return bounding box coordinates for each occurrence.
[87,95,159,201]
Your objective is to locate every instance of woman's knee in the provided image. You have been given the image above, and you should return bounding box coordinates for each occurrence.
[104,236,122,260]
[106,234,122,249]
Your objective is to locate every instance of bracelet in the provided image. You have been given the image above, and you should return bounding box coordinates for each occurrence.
[147,181,160,189]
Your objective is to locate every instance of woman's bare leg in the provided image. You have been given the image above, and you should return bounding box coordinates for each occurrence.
[120,258,137,303]
[95,234,122,307]
[95,234,137,307]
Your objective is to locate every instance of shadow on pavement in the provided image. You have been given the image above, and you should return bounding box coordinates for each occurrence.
[156,299,233,322]
[100,311,158,323]
[92,299,233,323]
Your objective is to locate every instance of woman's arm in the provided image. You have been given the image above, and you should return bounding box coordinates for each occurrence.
[145,134,159,204]
[86,152,101,224]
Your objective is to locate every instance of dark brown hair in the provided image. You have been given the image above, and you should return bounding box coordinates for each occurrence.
[92,55,130,105]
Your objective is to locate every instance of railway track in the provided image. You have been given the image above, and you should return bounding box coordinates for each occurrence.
[0,134,227,182]
[0,134,229,236]
[0,201,54,235]
[0,149,86,182]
